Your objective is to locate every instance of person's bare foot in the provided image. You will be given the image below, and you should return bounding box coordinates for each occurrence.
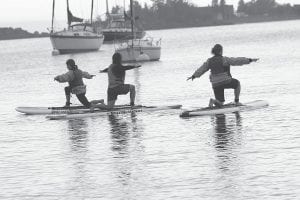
[63,102,71,108]
[234,102,243,106]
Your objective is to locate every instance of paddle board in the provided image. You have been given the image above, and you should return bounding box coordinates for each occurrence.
[180,100,268,118]
[46,104,182,120]
[16,104,139,115]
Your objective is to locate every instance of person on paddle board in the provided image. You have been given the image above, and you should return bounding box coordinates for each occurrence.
[99,52,141,109]
[54,59,104,109]
[187,44,258,107]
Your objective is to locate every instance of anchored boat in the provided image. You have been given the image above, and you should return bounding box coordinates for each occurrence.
[115,0,161,62]
[50,0,104,54]
[102,0,145,42]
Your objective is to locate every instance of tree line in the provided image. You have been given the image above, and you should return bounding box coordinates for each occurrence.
[105,0,300,30]
[107,0,233,29]
[0,27,49,40]
[237,0,299,16]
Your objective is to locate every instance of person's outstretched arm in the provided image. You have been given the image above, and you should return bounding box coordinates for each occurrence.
[124,64,142,71]
[82,70,95,79]
[224,57,259,66]
[187,60,210,81]
[99,68,108,73]
[54,71,74,83]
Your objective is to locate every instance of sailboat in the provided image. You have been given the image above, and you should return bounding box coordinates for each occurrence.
[50,0,104,54]
[115,0,161,62]
[102,0,145,42]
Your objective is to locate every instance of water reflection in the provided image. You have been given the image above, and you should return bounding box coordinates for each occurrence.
[108,113,146,197]
[133,68,141,104]
[213,113,242,143]
[109,114,130,153]
[212,112,243,171]
[67,119,89,152]
[108,113,141,153]
[211,113,244,197]
[66,119,91,196]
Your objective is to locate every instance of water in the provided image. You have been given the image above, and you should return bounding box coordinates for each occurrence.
[1,20,300,199]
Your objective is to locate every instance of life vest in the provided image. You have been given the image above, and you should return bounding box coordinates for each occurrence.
[208,56,232,87]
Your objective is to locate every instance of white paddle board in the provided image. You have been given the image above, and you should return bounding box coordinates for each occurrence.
[180,100,268,118]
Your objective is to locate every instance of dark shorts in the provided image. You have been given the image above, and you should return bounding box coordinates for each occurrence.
[213,78,240,102]
[107,84,130,101]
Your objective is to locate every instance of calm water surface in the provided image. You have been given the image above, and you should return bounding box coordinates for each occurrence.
[1,20,300,199]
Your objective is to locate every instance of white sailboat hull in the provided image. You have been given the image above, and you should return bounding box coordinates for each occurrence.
[50,31,104,54]
[115,39,161,62]
[116,46,161,62]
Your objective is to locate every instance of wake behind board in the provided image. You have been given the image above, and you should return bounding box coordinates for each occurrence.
[46,104,182,120]
[16,104,141,115]
[180,100,268,118]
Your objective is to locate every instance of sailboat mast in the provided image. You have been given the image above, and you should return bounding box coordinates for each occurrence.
[130,0,134,46]
[106,0,109,17]
[51,0,55,32]
[91,0,94,24]
[66,0,70,28]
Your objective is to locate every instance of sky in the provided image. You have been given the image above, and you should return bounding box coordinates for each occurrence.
[0,0,298,32]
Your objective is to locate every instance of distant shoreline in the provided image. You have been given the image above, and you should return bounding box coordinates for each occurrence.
[0,27,49,41]
[1,17,299,41]
[145,16,300,31]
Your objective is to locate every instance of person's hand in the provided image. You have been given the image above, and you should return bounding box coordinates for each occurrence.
[54,76,59,82]
[250,58,259,62]
[187,75,195,81]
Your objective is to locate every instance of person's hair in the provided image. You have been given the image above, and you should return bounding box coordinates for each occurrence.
[211,44,223,56]
[112,53,122,65]
[66,59,77,70]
